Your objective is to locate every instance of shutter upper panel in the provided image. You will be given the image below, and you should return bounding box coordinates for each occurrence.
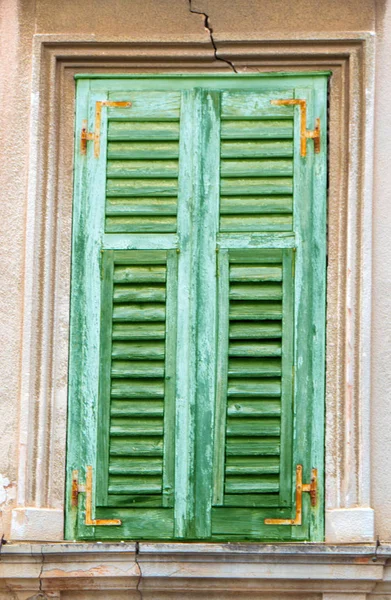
[219,92,294,232]
[105,92,181,233]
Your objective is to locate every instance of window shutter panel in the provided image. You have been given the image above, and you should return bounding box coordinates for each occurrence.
[68,87,183,540]
[210,86,326,541]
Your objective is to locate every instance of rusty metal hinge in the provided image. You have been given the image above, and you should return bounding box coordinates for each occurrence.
[71,466,121,526]
[270,99,320,157]
[81,100,132,158]
[264,464,317,526]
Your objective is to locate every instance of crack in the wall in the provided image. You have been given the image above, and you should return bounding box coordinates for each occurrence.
[135,541,143,600]
[188,0,237,72]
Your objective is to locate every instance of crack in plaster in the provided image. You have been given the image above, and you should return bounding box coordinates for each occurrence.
[135,541,143,600]
[188,0,237,72]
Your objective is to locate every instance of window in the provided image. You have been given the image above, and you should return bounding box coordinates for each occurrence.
[66,74,327,541]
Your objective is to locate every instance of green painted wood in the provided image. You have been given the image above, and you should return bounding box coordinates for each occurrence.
[221,90,294,118]
[221,120,294,139]
[173,89,198,538]
[107,91,181,120]
[108,141,179,159]
[106,197,177,215]
[162,250,178,508]
[66,74,327,543]
[213,250,229,506]
[193,90,220,538]
[108,121,180,140]
[220,196,292,213]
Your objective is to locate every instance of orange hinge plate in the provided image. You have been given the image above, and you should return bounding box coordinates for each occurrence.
[264,464,317,526]
[271,98,321,157]
[71,466,121,526]
[80,100,132,157]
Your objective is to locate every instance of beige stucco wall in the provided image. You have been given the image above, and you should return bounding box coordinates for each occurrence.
[1,0,391,550]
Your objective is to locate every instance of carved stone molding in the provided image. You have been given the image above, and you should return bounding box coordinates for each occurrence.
[1,543,390,597]
[10,33,375,543]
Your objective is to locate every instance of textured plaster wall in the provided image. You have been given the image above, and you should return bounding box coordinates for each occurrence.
[32,0,375,37]
[372,0,391,541]
[0,0,390,543]
[0,0,35,538]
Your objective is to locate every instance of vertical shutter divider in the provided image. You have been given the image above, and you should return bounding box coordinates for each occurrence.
[162,249,178,507]
[213,248,230,506]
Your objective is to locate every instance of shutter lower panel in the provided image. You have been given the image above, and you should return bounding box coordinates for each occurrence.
[225,249,293,503]
[97,250,177,515]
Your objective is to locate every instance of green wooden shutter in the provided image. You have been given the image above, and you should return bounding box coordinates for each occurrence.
[66,74,327,542]
[67,87,183,540]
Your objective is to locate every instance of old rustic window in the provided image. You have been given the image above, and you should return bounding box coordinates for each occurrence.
[66,74,327,541]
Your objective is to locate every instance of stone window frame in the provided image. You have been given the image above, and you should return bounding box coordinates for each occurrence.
[10,32,375,543]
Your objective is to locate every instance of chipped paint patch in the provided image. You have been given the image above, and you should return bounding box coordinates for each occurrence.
[0,473,16,505]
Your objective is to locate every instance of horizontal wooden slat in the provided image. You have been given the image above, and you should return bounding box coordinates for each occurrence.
[110,417,163,436]
[107,178,178,197]
[225,456,280,474]
[111,399,164,417]
[105,495,164,508]
[112,323,166,340]
[230,283,282,301]
[222,494,280,507]
[229,250,283,263]
[229,341,282,357]
[221,159,292,178]
[230,265,282,282]
[108,121,180,141]
[107,159,179,179]
[229,322,282,338]
[106,197,177,216]
[111,360,165,378]
[221,215,292,232]
[220,196,292,214]
[110,436,163,456]
[229,301,282,320]
[114,284,166,303]
[107,141,179,159]
[112,341,165,359]
[225,476,279,494]
[221,177,293,196]
[107,91,181,120]
[226,418,281,437]
[228,358,281,377]
[221,140,293,158]
[114,265,166,283]
[113,302,166,321]
[111,379,165,398]
[226,438,280,456]
[108,476,162,494]
[228,378,281,397]
[221,120,293,140]
[109,457,163,475]
[227,399,281,417]
[106,216,176,233]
